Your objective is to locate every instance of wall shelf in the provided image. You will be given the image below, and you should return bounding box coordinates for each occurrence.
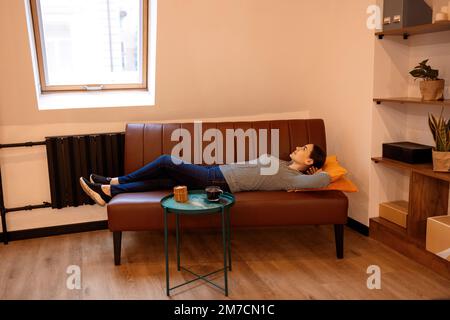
[376,21,450,39]
[374,97,450,106]
[372,13,450,280]
[371,157,450,182]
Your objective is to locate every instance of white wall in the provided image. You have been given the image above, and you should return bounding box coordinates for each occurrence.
[0,0,377,232]
[303,0,376,225]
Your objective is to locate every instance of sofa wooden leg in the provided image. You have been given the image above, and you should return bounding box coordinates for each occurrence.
[334,224,344,259]
[113,231,122,266]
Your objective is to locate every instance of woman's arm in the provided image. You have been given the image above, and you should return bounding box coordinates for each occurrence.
[287,172,331,190]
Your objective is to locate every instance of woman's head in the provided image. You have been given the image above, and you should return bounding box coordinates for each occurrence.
[290,144,326,170]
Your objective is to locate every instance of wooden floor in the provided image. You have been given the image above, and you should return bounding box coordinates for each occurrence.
[0,225,449,300]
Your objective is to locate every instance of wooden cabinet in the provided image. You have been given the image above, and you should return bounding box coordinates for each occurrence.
[371,156,450,279]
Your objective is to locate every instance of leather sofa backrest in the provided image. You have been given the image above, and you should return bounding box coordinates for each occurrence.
[124,119,326,174]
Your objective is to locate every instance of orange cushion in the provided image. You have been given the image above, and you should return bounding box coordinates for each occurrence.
[322,155,348,183]
[289,176,358,193]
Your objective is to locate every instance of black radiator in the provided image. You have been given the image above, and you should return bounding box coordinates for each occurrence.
[45,132,125,209]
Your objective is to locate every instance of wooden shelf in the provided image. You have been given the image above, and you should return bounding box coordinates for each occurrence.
[373,157,450,239]
[372,16,450,281]
[375,21,450,38]
[374,97,450,106]
[370,217,450,279]
[371,157,450,182]
[371,217,424,247]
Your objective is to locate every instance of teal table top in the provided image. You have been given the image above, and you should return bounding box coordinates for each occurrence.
[160,190,235,214]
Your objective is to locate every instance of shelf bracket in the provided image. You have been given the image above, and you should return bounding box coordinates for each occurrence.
[376,101,381,105]
[403,33,409,40]
[377,34,384,40]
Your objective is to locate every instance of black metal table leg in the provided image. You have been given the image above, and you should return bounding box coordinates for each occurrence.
[0,208,7,245]
[227,207,231,271]
[0,164,8,245]
[176,213,180,271]
[221,208,228,296]
[164,208,170,296]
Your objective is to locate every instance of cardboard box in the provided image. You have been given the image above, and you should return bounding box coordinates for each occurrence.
[426,215,450,261]
[379,201,408,228]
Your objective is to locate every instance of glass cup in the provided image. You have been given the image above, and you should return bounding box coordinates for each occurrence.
[205,186,223,202]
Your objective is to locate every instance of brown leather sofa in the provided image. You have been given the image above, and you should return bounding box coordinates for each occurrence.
[107,119,348,265]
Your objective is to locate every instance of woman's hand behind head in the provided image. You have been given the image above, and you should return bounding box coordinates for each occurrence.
[306,166,323,175]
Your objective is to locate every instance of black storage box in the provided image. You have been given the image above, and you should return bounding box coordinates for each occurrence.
[383,0,432,32]
[382,142,433,164]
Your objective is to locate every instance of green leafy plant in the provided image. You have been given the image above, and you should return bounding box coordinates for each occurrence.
[429,107,450,152]
[410,59,440,81]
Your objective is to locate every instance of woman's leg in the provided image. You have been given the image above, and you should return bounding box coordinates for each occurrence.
[81,156,230,205]
[117,155,171,183]
[110,179,177,197]
[110,159,230,196]
[118,154,211,185]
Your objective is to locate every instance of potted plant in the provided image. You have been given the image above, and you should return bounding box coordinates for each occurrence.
[410,59,445,101]
[429,107,450,172]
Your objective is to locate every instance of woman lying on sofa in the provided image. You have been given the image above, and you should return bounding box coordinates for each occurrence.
[79,144,330,206]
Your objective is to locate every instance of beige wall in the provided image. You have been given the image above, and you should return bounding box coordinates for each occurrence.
[0,0,376,231]
[1,0,321,126]
[297,0,376,225]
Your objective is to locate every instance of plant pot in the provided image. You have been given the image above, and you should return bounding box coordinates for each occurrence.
[420,79,445,101]
[432,150,450,172]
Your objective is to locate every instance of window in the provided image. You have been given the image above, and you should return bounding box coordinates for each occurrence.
[30,0,149,93]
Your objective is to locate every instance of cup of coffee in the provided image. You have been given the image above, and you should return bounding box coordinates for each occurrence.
[205,186,223,202]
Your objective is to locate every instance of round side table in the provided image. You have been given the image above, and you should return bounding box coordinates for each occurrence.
[160,190,235,296]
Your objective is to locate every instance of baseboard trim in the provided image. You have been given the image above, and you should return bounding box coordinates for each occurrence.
[1,218,369,243]
[346,218,369,236]
[0,220,109,244]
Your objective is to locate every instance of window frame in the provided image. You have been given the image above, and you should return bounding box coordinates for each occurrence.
[29,0,149,93]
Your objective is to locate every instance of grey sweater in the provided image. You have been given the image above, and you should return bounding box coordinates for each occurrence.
[219,155,330,193]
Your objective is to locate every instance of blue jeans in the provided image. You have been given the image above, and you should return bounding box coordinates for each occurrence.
[110,155,230,196]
